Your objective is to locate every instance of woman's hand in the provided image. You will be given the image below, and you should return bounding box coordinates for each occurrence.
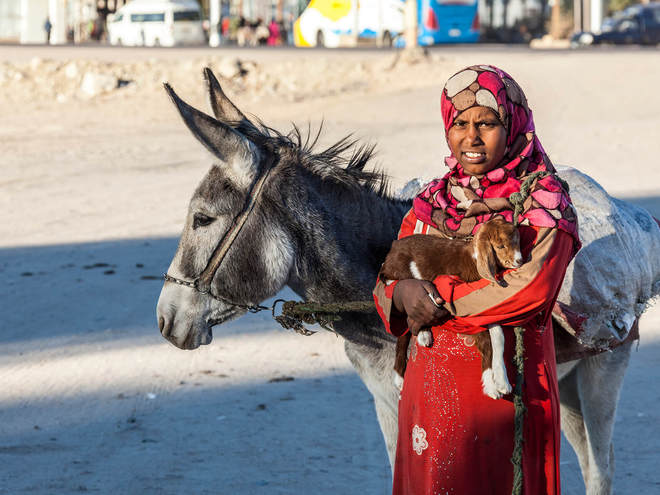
[392,279,449,335]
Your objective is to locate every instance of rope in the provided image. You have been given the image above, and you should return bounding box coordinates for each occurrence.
[272,299,375,335]
[511,325,527,494]
[507,170,565,495]
[506,174,540,495]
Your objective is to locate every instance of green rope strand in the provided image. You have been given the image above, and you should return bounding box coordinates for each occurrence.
[511,325,527,495]
[507,170,565,495]
[273,299,376,335]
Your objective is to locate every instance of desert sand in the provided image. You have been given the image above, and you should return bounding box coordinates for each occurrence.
[1,45,659,494]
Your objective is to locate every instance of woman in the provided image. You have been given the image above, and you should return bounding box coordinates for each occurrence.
[373,65,581,494]
[267,18,280,46]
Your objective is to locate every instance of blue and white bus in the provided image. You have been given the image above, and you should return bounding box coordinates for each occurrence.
[416,0,480,45]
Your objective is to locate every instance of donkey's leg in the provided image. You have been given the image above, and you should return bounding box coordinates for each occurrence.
[372,388,399,470]
[576,340,633,495]
[344,339,399,470]
[558,363,592,488]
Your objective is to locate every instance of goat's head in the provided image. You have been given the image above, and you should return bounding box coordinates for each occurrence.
[473,216,522,287]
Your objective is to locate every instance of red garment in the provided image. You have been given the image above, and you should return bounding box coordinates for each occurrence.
[267,21,280,46]
[374,210,574,495]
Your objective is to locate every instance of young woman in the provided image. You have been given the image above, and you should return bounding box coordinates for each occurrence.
[373,65,581,495]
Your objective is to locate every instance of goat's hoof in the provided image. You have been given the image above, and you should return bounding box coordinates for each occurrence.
[392,371,404,392]
[417,331,433,348]
[493,366,512,395]
[482,369,502,400]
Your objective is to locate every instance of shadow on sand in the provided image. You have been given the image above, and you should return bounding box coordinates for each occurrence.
[0,236,392,493]
[0,370,392,494]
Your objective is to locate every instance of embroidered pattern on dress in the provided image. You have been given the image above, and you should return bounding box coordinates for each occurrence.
[458,334,475,347]
[412,425,429,455]
[423,331,466,491]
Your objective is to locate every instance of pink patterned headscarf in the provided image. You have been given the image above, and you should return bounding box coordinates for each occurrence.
[413,65,580,252]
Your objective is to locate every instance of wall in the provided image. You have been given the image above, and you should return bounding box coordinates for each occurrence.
[0,0,21,41]
[20,0,51,43]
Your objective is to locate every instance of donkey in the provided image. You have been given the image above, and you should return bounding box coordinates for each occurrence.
[156,69,650,495]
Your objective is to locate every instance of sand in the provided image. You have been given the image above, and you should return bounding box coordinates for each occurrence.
[1,45,659,494]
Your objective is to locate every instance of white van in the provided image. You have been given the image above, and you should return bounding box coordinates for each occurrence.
[108,0,205,47]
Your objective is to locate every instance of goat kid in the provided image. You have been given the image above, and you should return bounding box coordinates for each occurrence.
[378,216,523,399]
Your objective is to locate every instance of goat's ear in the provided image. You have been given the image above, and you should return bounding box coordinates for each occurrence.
[164,83,260,187]
[475,233,506,287]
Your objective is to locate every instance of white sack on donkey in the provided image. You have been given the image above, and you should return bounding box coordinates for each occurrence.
[553,167,660,348]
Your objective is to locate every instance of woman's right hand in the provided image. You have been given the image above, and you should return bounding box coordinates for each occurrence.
[392,279,449,335]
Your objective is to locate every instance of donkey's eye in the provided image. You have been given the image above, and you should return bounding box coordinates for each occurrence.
[193,213,215,229]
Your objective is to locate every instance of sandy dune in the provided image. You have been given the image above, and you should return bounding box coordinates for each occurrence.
[1,45,659,494]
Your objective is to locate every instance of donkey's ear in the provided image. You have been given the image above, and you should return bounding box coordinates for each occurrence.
[203,68,247,124]
[164,83,259,186]
[475,234,506,287]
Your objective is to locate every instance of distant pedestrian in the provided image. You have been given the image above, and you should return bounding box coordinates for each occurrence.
[267,18,280,46]
[221,16,230,38]
[254,19,269,45]
[277,19,286,45]
[237,16,250,46]
[44,17,52,43]
[285,13,294,45]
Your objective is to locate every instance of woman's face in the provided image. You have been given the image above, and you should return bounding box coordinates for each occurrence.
[447,106,507,176]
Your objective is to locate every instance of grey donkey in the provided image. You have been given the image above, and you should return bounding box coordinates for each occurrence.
[157,69,660,495]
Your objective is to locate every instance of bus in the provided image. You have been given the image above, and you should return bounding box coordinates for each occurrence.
[416,0,480,45]
[293,0,479,47]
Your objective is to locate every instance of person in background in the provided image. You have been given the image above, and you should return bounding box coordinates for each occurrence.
[254,18,269,45]
[267,18,280,46]
[221,16,230,41]
[236,16,249,47]
[285,12,294,45]
[44,17,52,43]
[277,18,287,45]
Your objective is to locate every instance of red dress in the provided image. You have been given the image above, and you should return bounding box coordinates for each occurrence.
[373,209,574,495]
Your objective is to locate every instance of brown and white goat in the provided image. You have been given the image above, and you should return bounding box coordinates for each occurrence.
[378,216,523,399]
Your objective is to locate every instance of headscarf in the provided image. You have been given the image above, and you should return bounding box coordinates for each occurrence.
[413,65,580,253]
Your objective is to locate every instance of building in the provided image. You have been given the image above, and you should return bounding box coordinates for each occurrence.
[0,0,128,44]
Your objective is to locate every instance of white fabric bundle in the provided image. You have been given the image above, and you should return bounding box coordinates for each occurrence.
[555,167,660,349]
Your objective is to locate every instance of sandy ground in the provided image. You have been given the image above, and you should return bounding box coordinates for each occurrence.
[1,45,659,494]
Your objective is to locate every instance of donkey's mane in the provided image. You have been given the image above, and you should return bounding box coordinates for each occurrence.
[237,117,397,199]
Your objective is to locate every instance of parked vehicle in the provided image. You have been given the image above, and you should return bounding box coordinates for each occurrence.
[415,0,480,45]
[107,0,205,47]
[293,0,479,47]
[571,2,660,46]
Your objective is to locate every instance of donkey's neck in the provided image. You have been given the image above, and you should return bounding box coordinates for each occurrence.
[285,177,409,306]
